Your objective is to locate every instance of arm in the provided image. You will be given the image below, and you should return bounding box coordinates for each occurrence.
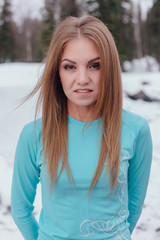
[128,120,152,234]
[11,124,40,240]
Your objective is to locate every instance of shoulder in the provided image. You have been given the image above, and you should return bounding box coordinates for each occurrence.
[19,118,42,146]
[121,109,152,148]
[22,118,42,135]
[121,110,152,158]
[122,109,149,135]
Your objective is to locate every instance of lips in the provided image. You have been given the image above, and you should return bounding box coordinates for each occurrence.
[74,89,93,93]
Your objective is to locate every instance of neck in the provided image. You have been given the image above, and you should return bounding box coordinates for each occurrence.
[67,103,95,122]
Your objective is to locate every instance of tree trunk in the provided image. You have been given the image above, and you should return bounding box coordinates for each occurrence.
[26,28,32,62]
[133,3,143,59]
[54,0,62,28]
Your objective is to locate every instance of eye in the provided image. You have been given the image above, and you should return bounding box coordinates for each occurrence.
[89,62,100,70]
[64,64,76,70]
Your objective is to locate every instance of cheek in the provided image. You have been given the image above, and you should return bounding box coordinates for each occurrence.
[60,79,72,98]
[59,71,68,91]
[94,73,101,89]
[61,80,67,93]
[60,71,74,93]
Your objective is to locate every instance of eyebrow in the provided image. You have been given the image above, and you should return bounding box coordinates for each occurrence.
[88,57,100,63]
[61,57,100,64]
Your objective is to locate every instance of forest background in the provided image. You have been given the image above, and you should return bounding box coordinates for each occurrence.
[0,0,160,70]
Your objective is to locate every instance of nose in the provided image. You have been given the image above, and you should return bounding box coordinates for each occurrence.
[76,68,90,85]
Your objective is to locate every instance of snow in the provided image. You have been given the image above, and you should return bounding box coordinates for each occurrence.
[0,61,160,240]
[123,56,160,73]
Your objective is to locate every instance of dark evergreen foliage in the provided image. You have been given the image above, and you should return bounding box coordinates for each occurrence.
[87,0,135,62]
[0,0,16,62]
[40,0,55,52]
[147,0,160,67]
[40,0,80,59]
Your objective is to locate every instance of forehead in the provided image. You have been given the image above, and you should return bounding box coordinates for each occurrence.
[61,37,100,60]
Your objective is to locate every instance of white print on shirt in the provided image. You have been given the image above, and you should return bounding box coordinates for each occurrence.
[80,150,131,239]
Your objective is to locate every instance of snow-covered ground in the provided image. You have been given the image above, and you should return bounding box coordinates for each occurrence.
[0,62,160,240]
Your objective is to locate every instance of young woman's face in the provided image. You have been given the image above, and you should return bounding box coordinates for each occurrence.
[59,37,101,114]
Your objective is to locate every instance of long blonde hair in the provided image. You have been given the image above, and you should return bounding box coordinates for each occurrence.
[31,16,122,193]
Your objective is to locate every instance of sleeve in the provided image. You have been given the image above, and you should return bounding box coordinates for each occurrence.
[128,120,152,234]
[11,124,40,240]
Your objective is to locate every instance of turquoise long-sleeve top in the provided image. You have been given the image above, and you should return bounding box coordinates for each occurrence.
[11,109,152,240]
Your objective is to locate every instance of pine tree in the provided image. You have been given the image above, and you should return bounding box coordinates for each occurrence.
[87,0,135,62]
[61,0,80,19]
[40,0,55,52]
[40,0,80,57]
[147,0,160,68]
[0,0,16,62]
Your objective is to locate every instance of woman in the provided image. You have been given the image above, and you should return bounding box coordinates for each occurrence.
[11,16,152,240]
